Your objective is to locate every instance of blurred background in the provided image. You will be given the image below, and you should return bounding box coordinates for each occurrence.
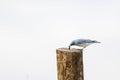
[0,0,120,80]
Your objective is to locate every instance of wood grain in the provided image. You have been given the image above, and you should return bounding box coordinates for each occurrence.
[56,48,84,80]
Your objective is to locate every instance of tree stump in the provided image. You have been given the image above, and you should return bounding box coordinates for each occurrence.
[56,48,84,80]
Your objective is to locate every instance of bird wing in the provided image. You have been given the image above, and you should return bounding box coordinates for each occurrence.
[74,39,92,44]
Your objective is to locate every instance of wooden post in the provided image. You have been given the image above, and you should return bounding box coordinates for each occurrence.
[56,48,84,80]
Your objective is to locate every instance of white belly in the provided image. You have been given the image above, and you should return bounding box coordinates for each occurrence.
[76,43,92,47]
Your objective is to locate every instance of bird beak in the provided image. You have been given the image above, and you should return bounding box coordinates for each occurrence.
[68,45,71,50]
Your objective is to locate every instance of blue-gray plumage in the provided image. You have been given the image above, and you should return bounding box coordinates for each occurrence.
[69,39,100,50]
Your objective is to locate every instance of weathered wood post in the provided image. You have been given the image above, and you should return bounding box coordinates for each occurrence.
[56,48,84,80]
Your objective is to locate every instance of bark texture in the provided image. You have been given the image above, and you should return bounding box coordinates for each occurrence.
[56,48,84,80]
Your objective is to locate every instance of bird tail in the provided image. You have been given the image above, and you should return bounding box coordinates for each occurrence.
[93,40,101,43]
[96,41,101,43]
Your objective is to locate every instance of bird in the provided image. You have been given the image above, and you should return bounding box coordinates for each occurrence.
[68,39,100,50]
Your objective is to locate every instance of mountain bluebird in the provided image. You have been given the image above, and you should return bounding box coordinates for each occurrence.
[69,39,100,50]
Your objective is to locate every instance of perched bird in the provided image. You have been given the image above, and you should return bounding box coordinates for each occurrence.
[69,39,100,50]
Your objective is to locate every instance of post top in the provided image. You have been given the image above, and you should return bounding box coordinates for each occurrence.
[57,48,82,53]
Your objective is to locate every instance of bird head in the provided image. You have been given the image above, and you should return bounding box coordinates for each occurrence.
[68,41,75,50]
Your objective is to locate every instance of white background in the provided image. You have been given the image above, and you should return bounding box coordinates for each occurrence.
[0,0,120,80]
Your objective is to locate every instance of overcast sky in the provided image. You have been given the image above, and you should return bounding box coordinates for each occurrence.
[0,0,120,80]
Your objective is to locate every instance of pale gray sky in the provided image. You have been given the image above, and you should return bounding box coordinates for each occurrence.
[0,0,120,80]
